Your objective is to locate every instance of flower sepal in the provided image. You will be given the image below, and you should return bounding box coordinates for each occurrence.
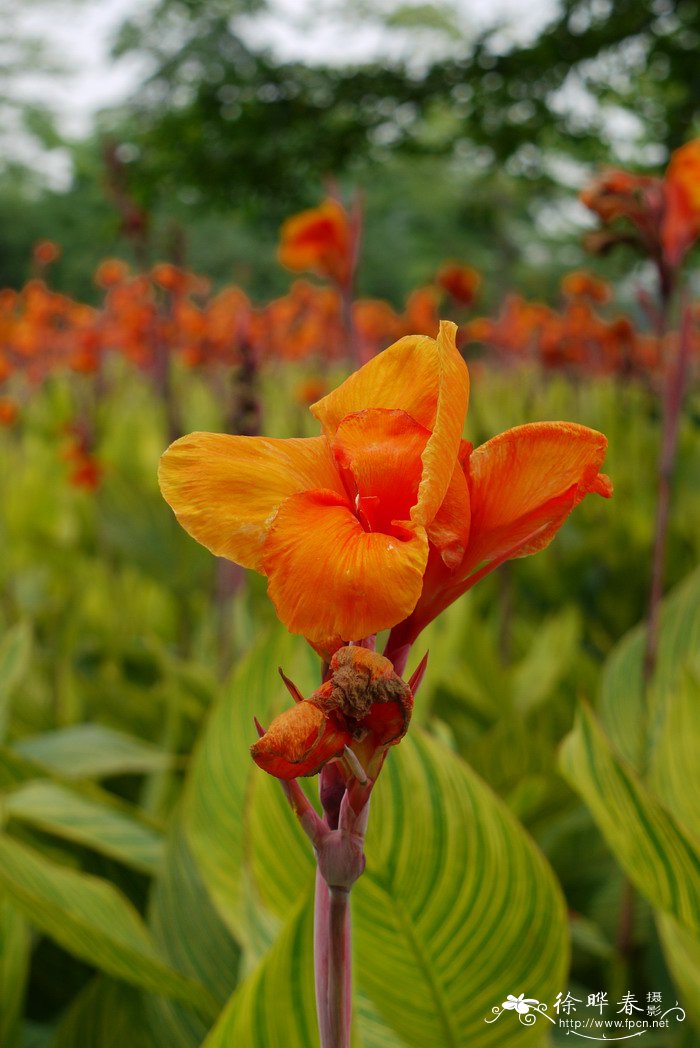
[250,646,415,783]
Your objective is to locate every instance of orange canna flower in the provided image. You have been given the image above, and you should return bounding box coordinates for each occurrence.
[435,262,481,306]
[579,169,655,227]
[278,198,353,286]
[33,240,61,266]
[402,286,441,338]
[151,262,190,295]
[561,271,611,304]
[662,139,700,267]
[159,320,612,659]
[161,322,468,652]
[94,258,130,289]
[0,397,18,426]
[251,646,412,780]
[581,138,700,272]
[69,455,103,490]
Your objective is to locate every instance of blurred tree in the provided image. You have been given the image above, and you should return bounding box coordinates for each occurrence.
[109,0,700,217]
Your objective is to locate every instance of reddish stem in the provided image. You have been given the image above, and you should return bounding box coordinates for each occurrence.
[616,282,691,962]
[641,298,692,693]
[327,888,352,1048]
[314,869,332,1045]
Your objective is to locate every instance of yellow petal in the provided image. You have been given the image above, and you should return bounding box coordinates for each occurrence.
[158,432,345,570]
[262,489,429,644]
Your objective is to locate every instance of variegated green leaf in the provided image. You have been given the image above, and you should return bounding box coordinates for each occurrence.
[0,891,30,1048]
[354,732,567,1046]
[559,703,700,933]
[201,723,568,1047]
[184,630,318,959]
[0,621,32,742]
[599,566,700,770]
[201,893,318,1048]
[1,780,164,874]
[0,832,218,1019]
[144,821,241,1048]
[51,977,156,1048]
[14,725,175,780]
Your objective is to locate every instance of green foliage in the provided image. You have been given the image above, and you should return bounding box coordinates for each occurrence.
[195,662,568,1046]
[0,833,217,1018]
[560,703,700,932]
[0,891,30,1048]
[0,351,697,1041]
[0,621,32,741]
[561,569,700,1037]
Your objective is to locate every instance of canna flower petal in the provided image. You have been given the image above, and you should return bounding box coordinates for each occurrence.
[331,408,429,531]
[251,701,351,779]
[159,432,345,570]
[387,424,612,649]
[277,198,352,285]
[662,139,700,267]
[311,321,469,528]
[463,422,613,575]
[331,408,471,567]
[262,489,429,644]
[426,448,471,570]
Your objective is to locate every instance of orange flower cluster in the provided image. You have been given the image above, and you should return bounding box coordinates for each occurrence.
[464,273,685,379]
[581,138,700,272]
[0,282,99,385]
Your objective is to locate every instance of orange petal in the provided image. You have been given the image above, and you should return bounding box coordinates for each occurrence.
[426,441,471,570]
[262,489,429,644]
[159,432,345,570]
[277,199,351,284]
[463,422,612,574]
[311,320,469,528]
[332,408,428,532]
[662,143,700,268]
[386,427,612,649]
[251,702,350,779]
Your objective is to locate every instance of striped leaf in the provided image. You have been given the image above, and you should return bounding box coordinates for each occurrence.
[656,915,700,1030]
[0,832,218,1019]
[143,821,241,1048]
[202,727,568,1046]
[201,893,318,1048]
[599,566,700,770]
[354,731,568,1047]
[649,671,700,1031]
[184,630,318,959]
[0,891,30,1048]
[0,621,32,742]
[578,569,700,1026]
[649,669,700,841]
[14,725,175,780]
[51,977,156,1048]
[559,703,700,933]
[1,780,164,875]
